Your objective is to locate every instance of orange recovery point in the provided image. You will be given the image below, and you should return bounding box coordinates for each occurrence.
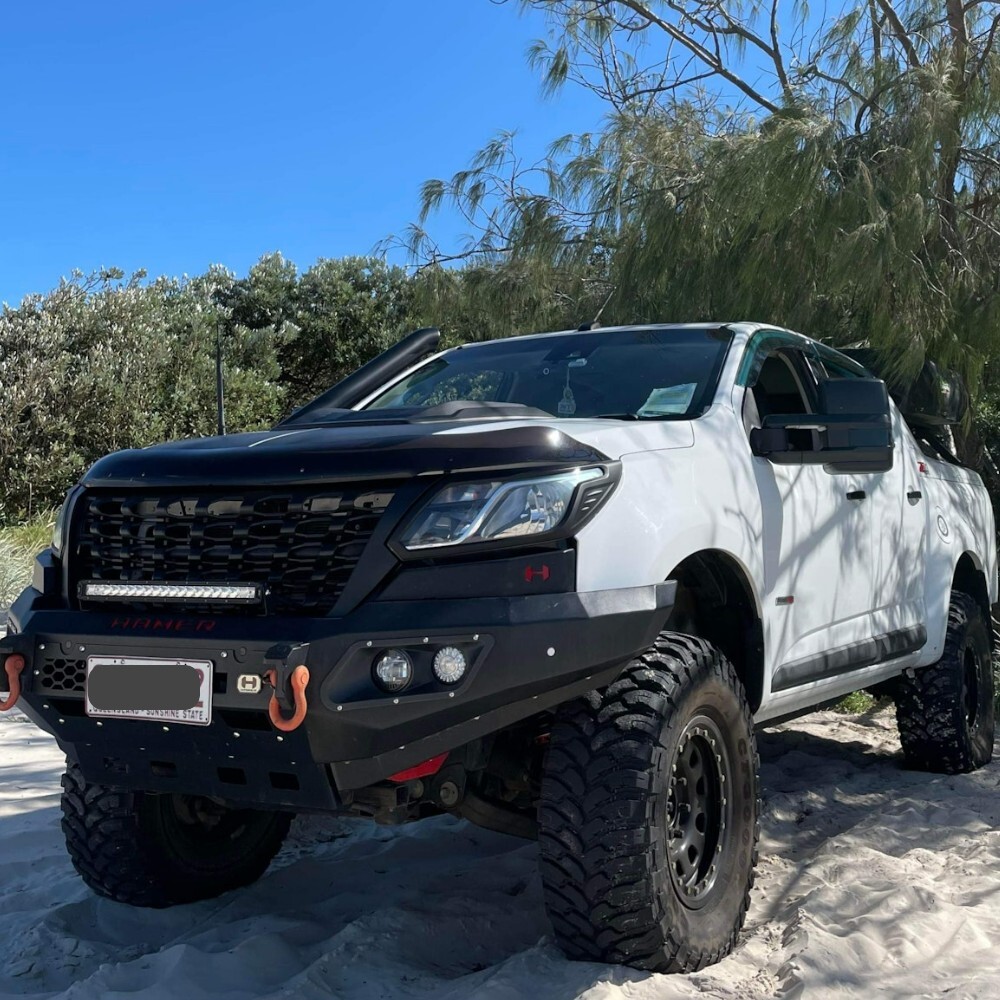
[0,654,25,712]
[265,664,310,732]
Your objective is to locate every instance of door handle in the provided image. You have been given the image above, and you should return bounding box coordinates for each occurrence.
[846,490,867,501]
[907,489,923,504]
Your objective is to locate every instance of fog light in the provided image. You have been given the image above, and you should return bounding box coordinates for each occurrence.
[433,646,467,684]
[374,649,412,692]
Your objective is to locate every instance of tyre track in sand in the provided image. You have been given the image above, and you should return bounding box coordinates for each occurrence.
[0,707,998,998]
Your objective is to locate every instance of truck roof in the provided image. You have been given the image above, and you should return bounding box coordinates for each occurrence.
[449,321,792,351]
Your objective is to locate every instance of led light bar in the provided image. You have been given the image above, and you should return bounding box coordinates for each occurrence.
[80,582,262,604]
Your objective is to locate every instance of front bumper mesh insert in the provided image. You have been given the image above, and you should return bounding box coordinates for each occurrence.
[38,655,86,694]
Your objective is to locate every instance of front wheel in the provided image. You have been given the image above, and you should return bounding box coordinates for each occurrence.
[61,762,292,907]
[538,633,759,973]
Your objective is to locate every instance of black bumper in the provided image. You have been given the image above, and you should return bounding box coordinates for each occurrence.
[6,582,675,811]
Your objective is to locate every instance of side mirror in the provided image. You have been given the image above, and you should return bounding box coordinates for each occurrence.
[750,377,894,473]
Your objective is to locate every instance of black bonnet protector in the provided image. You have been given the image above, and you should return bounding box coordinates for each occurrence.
[82,421,609,488]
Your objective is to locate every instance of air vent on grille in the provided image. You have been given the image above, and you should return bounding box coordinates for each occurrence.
[578,483,611,515]
[74,487,394,617]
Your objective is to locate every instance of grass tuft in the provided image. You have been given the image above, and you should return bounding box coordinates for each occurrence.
[0,511,57,608]
[833,690,877,715]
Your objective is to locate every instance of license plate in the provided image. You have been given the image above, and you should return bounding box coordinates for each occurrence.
[85,656,213,726]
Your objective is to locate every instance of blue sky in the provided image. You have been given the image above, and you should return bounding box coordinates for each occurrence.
[0,1,604,305]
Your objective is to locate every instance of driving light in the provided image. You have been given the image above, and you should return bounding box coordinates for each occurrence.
[433,646,467,684]
[373,649,412,692]
[80,582,261,603]
[399,468,604,551]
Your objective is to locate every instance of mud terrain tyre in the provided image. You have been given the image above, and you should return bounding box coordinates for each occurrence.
[895,591,995,774]
[61,762,292,906]
[539,633,759,973]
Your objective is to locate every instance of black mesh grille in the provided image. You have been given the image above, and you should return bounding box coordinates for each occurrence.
[38,656,86,693]
[73,487,394,616]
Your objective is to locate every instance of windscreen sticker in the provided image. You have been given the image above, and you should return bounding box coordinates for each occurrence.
[557,386,577,416]
[637,383,697,417]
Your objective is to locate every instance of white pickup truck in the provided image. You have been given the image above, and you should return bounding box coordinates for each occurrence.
[4,321,996,974]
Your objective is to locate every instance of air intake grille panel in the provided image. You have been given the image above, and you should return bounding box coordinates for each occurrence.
[74,488,393,616]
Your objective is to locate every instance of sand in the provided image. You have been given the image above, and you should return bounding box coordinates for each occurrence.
[0,705,998,999]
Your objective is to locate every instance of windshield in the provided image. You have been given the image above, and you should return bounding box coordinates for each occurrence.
[361,326,733,420]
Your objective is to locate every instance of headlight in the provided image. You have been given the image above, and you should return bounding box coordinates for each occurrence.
[399,468,605,551]
[51,497,73,555]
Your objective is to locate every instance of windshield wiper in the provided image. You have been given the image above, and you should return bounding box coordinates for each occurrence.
[595,412,688,421]
[414,400,554,420]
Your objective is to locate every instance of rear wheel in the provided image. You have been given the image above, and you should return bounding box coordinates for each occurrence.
[61,762,292,907]
[895,591,995,774]
[538,632,759,972]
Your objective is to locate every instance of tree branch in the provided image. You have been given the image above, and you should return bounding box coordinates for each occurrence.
[769,0,792,99]
[946,0,970,86]
[873,0,922,67]
[614,0,783,114]
[972,13,1000,77]
[868,0,883,66]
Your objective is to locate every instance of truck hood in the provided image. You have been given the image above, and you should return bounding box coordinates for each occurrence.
[82,417,695,488]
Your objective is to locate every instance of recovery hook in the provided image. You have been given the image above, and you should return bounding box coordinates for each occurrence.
[265,664,310,732]
[0,654,26,712]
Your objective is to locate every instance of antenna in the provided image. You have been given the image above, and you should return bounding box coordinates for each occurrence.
[215,319,226,436]
[579,286,616,331]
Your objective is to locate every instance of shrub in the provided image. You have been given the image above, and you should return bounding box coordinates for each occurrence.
[0,511,54,608]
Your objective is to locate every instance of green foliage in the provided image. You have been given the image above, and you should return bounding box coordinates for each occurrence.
[0,511,55,608]
[0,255,428,522]
[218,254,420,403]
[834,691,878,714]
[411,257,609,346]
[0,268,286,521]
[281,257,418,401]
[408,1,1000,393]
